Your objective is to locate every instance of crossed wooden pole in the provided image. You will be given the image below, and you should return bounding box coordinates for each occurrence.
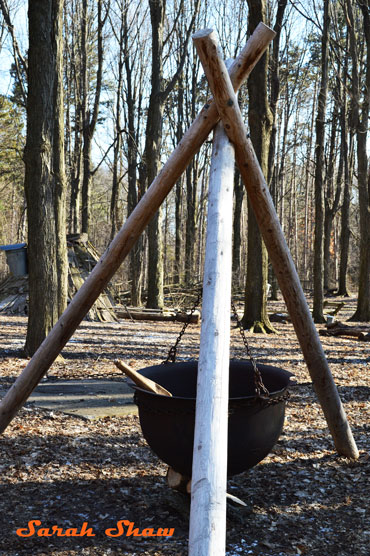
[0,23,358,555]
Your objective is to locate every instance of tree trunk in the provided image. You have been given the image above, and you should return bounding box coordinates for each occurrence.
[110,11,124,241]
[348,0,370,321]
[232,166,244,285]
[312,0,330,323]
[81,0,105,236]
[301,78,317,288]
[144,0,165,308]
[267,0,287,186]
[144,0,200,307]
[184,55,200,287]
[119,1,145,307]
[324,90,341,292]
[66,0,83,234]
[338,46,351,297]
[24,0,67,356]
[242,0,275,333]
[266,0,287,301]
[184,161,198,286]
[174,73,184,285]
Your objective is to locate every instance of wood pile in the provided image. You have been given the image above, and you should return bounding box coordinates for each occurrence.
[0,234,118,322]
[0,275,28,314]
[67,234,117,322]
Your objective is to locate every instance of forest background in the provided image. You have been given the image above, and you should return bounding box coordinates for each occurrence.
[0,0,369,355]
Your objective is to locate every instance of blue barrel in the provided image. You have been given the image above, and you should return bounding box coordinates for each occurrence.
[0,243,28,276]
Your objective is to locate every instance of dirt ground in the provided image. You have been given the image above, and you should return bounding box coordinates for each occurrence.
[0,296,369,556]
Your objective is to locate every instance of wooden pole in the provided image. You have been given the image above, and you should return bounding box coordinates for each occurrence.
[114,359,172,397]
[0,24,276,433]
[189,117,234,555]
[192,29,359,460]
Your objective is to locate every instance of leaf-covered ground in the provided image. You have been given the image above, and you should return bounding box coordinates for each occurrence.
[0,296,369,555]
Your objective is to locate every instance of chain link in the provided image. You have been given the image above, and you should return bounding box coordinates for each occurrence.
[231,300,272,400]
[161,292,289,406]
[163,289,202,364]
[231,300,290,405]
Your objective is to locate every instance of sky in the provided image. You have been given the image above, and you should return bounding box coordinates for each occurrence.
[0,2,28,96]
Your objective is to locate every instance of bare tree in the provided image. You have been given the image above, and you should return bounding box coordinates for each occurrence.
[122,0,148,306]
[80,0,108,235]
[346,0,370,320]
[242,0,275,333]
[143,0,200,308]
[312,0,330,323]
[323,78,342,292]
[266,0,287,299]
[24,0,68,356]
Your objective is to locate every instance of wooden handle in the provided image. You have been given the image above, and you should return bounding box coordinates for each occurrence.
[114,360,172,397]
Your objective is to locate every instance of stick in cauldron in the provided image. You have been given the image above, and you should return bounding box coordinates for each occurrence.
[114,359,172,397]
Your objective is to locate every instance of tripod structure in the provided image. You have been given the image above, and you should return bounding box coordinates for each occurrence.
[0,23,358,556]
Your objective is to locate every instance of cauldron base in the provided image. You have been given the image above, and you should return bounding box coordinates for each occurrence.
[130,360,293,477]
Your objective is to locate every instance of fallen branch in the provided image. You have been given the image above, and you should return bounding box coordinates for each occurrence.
[319,322,370,341]
[115,307,200,324]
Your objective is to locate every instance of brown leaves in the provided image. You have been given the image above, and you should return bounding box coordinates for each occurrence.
[0,298,369,555]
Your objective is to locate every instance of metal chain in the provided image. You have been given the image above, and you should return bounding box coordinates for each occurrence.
[161,292,289,406]
[231,300,270,400]
[163,289,202,364]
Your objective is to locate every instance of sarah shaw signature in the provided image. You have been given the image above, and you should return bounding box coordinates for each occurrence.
[16,519,175,538]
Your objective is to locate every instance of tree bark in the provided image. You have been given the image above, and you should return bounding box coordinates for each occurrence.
[144,0,167,308]
[242,0,275,333]
[174,72,184,285]
[24,0,68,356]
[66,0,83,234]
[184,161,198,285]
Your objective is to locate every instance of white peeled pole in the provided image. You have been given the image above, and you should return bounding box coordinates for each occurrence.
[188,120,235,552]
[192,29,359,460]
[0,23,276,434]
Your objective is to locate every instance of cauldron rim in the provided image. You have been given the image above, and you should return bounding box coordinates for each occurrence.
[127,359,294,401]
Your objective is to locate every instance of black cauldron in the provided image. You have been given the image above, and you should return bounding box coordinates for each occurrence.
[129,360,293,477]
